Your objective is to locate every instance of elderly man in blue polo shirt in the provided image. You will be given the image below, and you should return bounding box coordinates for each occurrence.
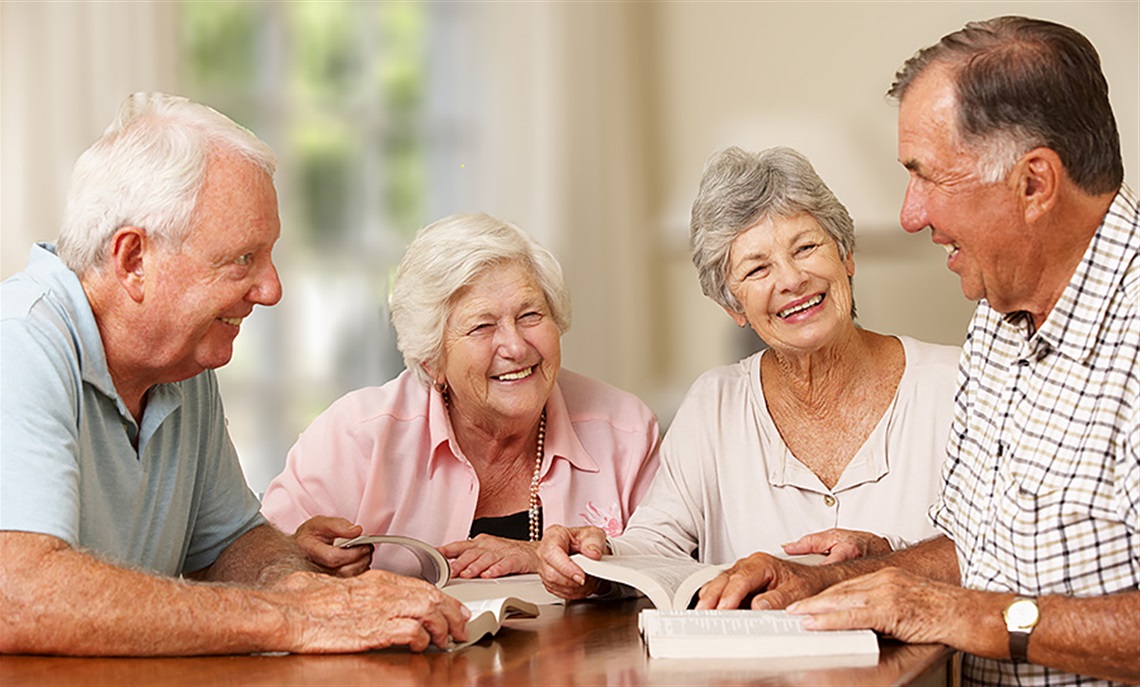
[0,93,468,655]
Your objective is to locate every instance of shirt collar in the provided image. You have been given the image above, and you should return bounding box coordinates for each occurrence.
[426,378,600,474]
[25,243,184,430]
[27,243,120,401]
[1030,185,1139,364]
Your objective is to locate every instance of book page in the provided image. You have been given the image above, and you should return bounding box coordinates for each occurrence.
[639,609,879,660]
[572,555,726,610]
[445,574,564,606]
[642,610,830,637]
[445,597,541,651]
[334,534,451,587]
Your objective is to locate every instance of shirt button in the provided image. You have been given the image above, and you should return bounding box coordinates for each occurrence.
[823,495,836,507]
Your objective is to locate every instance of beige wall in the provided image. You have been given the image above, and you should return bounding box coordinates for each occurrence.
[3,2,1137,436]
[464,1,1138,421]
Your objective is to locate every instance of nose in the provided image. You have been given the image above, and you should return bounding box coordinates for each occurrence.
[494,322,528,359]
[250,259,283,306]
[899,178,929,234]
[773,259,809,293]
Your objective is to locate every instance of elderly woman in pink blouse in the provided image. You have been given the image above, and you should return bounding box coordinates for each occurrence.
[261,213,660,580]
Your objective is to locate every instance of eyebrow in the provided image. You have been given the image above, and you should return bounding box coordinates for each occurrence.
[732,228,823,270]
[456,297,546,323]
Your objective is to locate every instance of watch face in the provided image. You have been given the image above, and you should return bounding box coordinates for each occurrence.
[1008,599,1040,628]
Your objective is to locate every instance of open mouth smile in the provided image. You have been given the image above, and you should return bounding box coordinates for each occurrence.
[493,365,535,381]
[777,294,824,319]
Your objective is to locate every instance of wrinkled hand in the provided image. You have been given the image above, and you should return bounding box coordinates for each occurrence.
[536,525,607,600]
[293,516,373,577]
[781,528,893,565]
[696,551,829,610]
[787,567,961,645]
[438,534,540,579]
[271,569,471,653]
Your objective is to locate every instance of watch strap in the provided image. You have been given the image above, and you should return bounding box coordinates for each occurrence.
[1009,628,1030,663]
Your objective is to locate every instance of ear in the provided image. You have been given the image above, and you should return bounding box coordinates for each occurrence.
[421,361,444,388]
[844,251,855,278]
[109,226,148,303]
[722,305,750,328]
[1018,148,1062,224]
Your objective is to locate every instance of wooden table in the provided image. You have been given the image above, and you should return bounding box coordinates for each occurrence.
[0,599,954,686]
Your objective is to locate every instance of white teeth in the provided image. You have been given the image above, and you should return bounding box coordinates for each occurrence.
[220,317,242,327]
[495,366,533,381]
[943,243,960,257]
[778,294,824,319]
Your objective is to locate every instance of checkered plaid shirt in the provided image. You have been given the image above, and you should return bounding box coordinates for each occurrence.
[930,185,1140,686]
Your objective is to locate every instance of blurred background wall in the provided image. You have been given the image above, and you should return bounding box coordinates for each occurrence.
[3,1,1137,493]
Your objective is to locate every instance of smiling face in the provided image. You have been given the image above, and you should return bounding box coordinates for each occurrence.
[897,63,1031,310]
[725,213,855,355]
[143,151,283,382]
[430,261,561,430]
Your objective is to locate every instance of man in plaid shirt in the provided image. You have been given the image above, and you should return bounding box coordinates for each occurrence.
[694,16,1137,685]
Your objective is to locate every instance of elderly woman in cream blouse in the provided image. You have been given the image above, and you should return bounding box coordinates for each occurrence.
[539,146,959,602]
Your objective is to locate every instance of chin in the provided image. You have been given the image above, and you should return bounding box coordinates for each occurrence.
[198,351,236,371]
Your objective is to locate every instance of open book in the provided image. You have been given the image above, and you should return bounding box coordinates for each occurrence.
[336,534,451,587]
[336,534,546,650]
[572,552,825,610]
[638,609,879,661]
[447,597,540,651]
[572,554,727,610]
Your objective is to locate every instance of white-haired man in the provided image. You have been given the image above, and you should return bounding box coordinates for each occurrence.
[0,93,468,655]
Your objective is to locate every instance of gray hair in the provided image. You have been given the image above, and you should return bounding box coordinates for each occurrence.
[389,212,572,385]
[689,146,857,316]
[887,16,1122,194]
[57,92,277,276]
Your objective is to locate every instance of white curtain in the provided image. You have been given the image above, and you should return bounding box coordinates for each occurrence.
[1,1,180,278]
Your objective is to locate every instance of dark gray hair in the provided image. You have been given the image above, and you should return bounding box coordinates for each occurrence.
[389,213,572,385]
[689,146,856,316]
[887,16,1122,194]
[57,92,277,276]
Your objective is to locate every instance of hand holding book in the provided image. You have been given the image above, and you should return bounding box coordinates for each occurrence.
[536,524,610,600]
[292,515,375,577]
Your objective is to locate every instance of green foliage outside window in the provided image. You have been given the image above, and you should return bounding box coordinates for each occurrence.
[179,0,427,248]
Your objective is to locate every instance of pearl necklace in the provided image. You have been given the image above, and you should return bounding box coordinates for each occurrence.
[528,410,546,541]
[440,384,546,541]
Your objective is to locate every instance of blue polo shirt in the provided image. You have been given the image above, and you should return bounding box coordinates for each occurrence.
[0,244,265,575]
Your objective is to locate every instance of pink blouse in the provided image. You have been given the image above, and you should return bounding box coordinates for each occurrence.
[261,369,660,575]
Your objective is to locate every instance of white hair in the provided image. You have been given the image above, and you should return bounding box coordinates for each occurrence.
[389,213,572,385]
[57,92,276,275]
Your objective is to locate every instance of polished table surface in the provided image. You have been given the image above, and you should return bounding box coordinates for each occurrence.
[1,599,954,686]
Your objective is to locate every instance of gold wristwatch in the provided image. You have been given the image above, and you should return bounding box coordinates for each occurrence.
[1002,596,1039,663]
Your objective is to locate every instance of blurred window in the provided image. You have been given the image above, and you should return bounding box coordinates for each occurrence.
[179,1,467,492]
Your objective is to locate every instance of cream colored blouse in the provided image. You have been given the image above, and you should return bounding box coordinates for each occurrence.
[610,336,960,563]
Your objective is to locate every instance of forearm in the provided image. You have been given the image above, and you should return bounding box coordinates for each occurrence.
[0,534,290,655]
[940,590,1140,683]
[193,524,317,586]
[880,533,959,583]
[808,534,960,590]
[1030,591,1140,682]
